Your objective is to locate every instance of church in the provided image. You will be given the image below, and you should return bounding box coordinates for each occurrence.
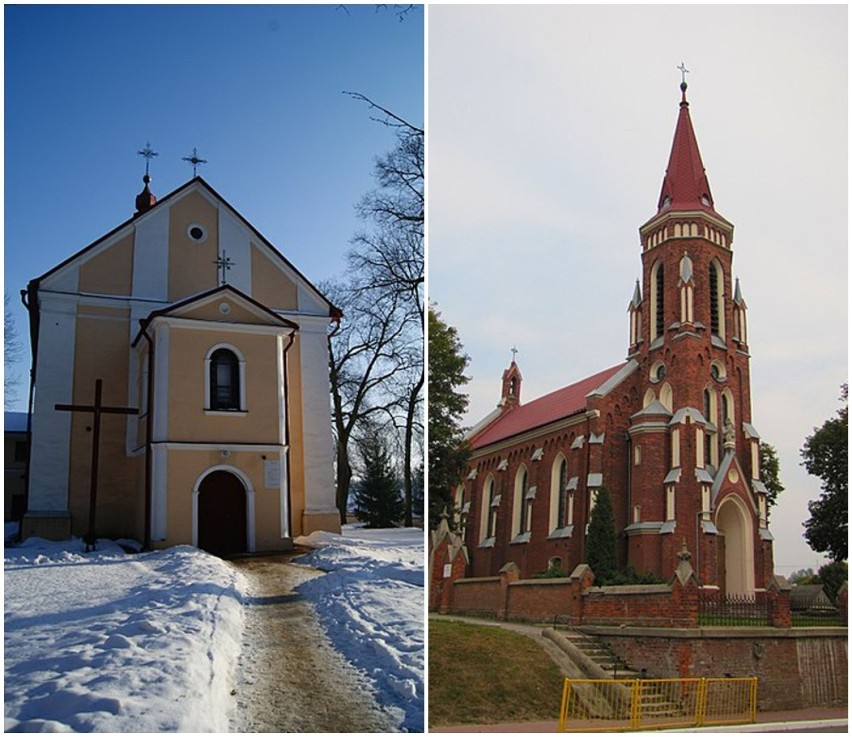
[20,167,342,554]
[456,80,775,595]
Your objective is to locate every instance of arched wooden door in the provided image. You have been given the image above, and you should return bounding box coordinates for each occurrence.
[197,470,247,557]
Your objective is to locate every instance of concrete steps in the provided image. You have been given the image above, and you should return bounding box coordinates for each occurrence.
[549,629,640,679]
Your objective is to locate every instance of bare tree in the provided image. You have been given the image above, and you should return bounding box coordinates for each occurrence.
[326,280,418,522]
[345,92,424,526]
[4,293,23,408]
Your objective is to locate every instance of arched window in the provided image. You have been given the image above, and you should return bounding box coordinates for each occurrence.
[651,261,665,341]
[709,260,725,339]
[551,455,568,530]
[660,382,673,412]
[480,475,497,542]
[514,466,531,537]
[704,386,718,467]
[209,348,241,410]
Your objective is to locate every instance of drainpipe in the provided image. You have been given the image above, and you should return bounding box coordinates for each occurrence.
[281,329,296,540]
[138,320,155,550]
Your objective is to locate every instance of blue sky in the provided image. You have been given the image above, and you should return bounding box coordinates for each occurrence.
[4,3,423,410]
[428,4,846,574]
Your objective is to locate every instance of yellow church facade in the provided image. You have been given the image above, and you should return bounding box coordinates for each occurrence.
[22,176,342,553]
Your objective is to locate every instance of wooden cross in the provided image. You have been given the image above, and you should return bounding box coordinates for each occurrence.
[55,379,138,551]
[214,251,233,285]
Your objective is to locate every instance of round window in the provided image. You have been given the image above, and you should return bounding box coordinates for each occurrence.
[186,223,208,243]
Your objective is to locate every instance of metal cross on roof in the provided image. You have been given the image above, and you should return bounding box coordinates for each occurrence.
[677,62,690,85]
[214,251,234,285]
[510,346,519,362]
[182,147,208,177]
[137,142,159,176]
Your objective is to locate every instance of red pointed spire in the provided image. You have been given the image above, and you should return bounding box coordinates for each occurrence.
[656,80,715,214]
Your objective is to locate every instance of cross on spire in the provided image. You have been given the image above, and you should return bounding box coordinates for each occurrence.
[182,147,208,177]
[677,62,689,85]
[137,142,159,177]
[214,251,234,285]
[510,346,519,363]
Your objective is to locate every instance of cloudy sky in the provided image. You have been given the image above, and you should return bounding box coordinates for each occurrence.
[428,4,847,575]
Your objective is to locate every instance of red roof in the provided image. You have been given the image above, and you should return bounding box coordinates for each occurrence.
[655,87,715,215]
[470,363,627,449]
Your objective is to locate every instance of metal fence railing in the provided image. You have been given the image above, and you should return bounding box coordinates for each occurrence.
[698,590,772,626]
[558,677,758,732]
[791,603,845,627]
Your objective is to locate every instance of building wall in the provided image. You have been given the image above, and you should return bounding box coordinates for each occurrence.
[5,431,28,521]
[24,180,339,545]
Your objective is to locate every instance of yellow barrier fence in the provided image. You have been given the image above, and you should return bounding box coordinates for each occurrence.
[558,677,758,732]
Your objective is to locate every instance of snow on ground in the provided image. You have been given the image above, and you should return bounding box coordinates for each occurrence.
[294,524,425,733]
[4,537,245,733]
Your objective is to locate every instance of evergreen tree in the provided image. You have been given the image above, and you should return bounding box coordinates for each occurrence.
[801,385,848,561]
[427,306,471,529]
[817,560,848,604]
[758,441,784,509]
[353,432,404,528]
[585,486,617,583]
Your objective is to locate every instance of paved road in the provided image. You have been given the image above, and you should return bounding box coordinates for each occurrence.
[227,554,397,733]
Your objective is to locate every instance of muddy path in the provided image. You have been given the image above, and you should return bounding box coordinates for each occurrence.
[227,554,399,733]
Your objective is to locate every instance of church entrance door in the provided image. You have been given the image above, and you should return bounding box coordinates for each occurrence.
[197,470,247,557]
[715,496,754,595]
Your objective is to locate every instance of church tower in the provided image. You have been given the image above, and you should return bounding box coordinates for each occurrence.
[625,76,773,594]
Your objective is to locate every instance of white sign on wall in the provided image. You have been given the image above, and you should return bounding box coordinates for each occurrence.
[264,460,281,488]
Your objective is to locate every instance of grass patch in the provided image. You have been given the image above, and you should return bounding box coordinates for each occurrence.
[428,619,565,728]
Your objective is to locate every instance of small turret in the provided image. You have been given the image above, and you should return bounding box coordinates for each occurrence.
[500,353,522,409]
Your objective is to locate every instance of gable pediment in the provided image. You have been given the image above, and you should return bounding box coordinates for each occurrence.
[134,285,298,345]
[34,177,337,319]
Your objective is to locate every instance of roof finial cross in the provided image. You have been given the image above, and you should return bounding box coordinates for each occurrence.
[510,346,518,363]
[137,142,158,178]
[182,147,208,177]
[677,62,689,85]
[214,250,234,285]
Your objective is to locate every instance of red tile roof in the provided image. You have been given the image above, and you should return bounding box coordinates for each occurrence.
[655,91,715,215]
[470,363,627,449]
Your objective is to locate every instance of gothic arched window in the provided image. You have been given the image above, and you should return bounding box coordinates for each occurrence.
[514,465,531,537]
[209,348,241,410]
[651,261,665,341]
[709,260,725,339]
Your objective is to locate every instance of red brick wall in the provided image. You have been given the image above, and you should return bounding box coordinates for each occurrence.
[505,579,575,621]
[582,585,694,627]
[450,578,501,616]
[589,627,848,711]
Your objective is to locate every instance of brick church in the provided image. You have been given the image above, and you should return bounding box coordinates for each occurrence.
[455,80,775,595]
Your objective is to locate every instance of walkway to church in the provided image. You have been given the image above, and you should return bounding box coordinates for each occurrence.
[227,554,397,733]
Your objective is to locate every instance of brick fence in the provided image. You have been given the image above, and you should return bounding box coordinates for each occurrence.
[432,551,795,629]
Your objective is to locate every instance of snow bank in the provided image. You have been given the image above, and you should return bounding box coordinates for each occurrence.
[294,525,425,732]
[4,537,246,732]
